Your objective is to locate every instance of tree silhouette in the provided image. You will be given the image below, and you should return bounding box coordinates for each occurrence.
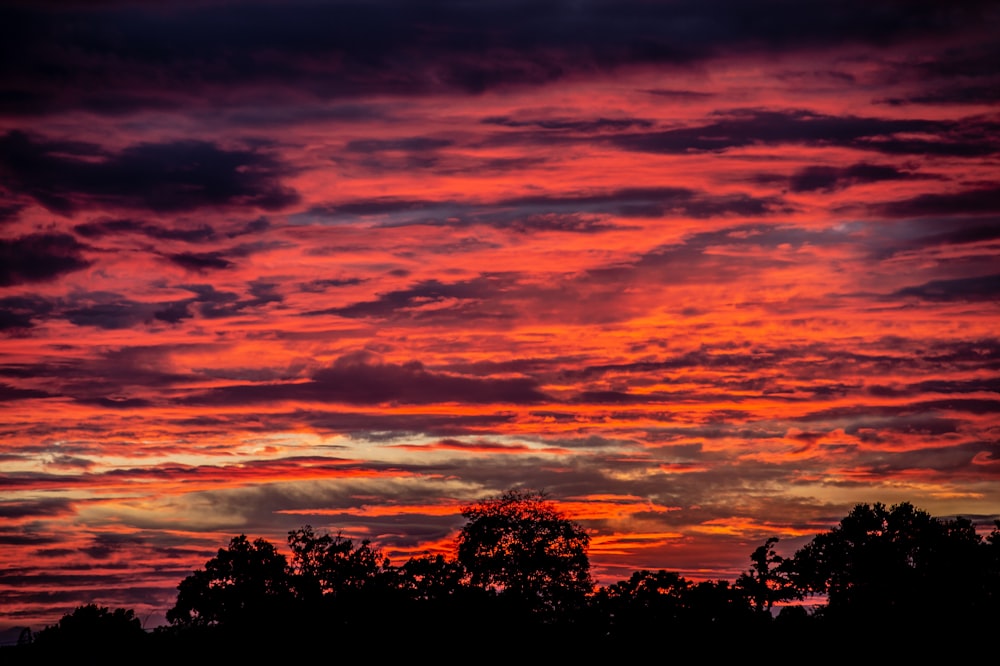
[31,604,145,654]
[167,534,293,627]
[10,500,1000,660]
[456,488,592,619]
[735,537,798,615]
[287,525,392,603]
[680,579,754,628]
[786,502,988,626]
[397,553,469,603]
[593,569,691,637]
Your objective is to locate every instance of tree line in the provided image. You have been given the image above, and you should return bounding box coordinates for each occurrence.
[8,490,1000,660]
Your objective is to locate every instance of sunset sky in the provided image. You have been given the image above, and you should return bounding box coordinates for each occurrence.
[2,0,999,633]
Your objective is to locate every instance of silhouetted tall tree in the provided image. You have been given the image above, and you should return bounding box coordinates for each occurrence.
[735,536,798,615]
[167,535,293,627]
[786,502,988,626]
[456,488,592,619]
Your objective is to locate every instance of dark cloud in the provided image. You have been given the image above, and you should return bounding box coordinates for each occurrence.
[798,398,1000,428]
[787,162,914,192]
[642,88,715,99]
[338,136,458,170]
[848,416,963,440]
[573,390,653,405]
[247,280,282,306]
[846,441,1000,476]
[910,378,1000,395]
[49,280,282,333]
[74,218,217,242]
[0,233,91,286]
[75,397,154,409]
[873,185,1000,218]
[20,281,282,332]
[72,218,149,238]
[582,224,840,288]
[0,200,25,224]
[568,335,1000,393]
[314,186,784,229]
[229,216,272,237]
[882,43,1000,106]
[893,273,1000,302]
[0,498,72,519]
[0,384,52,401]
[299,277,366,292]
[63,298,157,330]
[224,102,393,128]
[176,409,520,439]
[864,217,1000,263]
[181,281,283,319]
[0,295,53,331]
[924,339,1000,368]
[482,116,654,132]
[915,398,1000,416]
[79,533,148,560]
[502,213,618,233]
[2,1,995,114]
[318,276,512,320]
[312,197,450,218]
[889,83,1000,107]
[44,454,94,470]
[182,351,550,407]
[503,187,786,219]
[153,301,194,324]
[611,109,1000,157]
[0,130,298,215]
[345,136,454,152]
[0,529,62,546]
[918,223,1000,246]
[885,218,1000,257]
[166,251,235,272]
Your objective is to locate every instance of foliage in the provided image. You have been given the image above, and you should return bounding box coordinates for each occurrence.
[397,554,470,603]
[593,569,691,635]
[14,499,1000,658]
[287,525,392,602]
[680,579,755,626]
[786,502,989,623]
[166,534,293,627]
[456,488,592,617]
[594,569,755,637]
[735,536,799,614]
[32,604,145,651]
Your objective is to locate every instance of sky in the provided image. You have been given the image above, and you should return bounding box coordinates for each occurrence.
[1,0,999,633]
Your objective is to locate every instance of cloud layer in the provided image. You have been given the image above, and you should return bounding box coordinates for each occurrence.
[1,0,998,633]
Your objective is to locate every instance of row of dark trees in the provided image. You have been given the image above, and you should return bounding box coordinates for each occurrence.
[9,491,1000,660]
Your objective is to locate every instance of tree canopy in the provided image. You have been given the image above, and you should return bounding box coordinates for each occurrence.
[166,534,293,627]
[31,604,144,650]
[456,488,592,618]
[735,536,798,615]
[13,496,1000,661]
[785,502,994,627]
[287,525,392,602]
